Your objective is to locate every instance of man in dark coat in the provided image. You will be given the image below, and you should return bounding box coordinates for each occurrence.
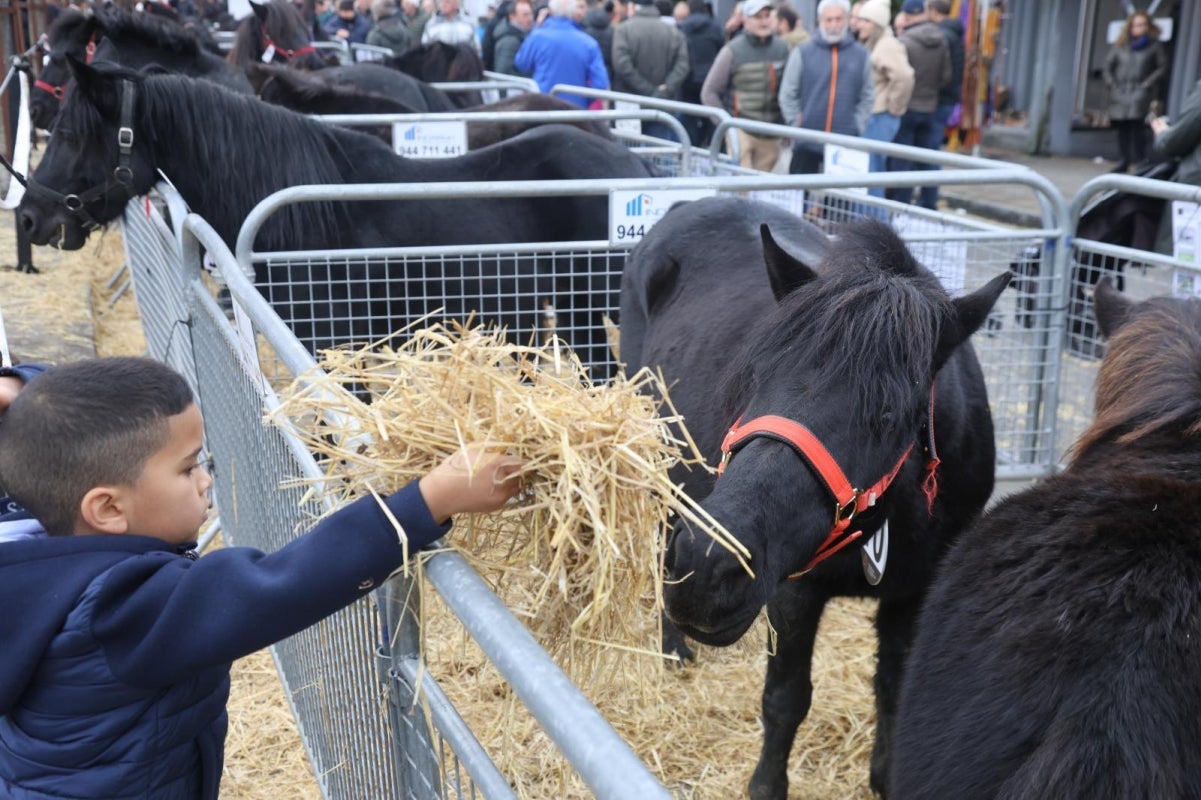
[926,0,963,142]
[611,0,690,139]
[678,0,724,145]
[887,0,950,208]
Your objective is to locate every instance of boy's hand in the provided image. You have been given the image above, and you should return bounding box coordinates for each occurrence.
[418,446,524,524]
[0,375,24,415]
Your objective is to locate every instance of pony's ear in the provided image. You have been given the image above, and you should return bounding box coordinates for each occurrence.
[66,55,120,119]
[934,271,1012,367]
[761,224,818,302]
[251,0,270,23]
[1093,277,1134,338]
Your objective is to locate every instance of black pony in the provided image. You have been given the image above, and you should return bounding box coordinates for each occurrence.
[619,196,1010,798]
[18,63,652,374]
[31,6,252,130]
[248,63,612,147]
[225,0,327,70]
[890,278,1201,799]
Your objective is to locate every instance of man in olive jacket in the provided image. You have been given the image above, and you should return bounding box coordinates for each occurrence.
[612,0,690,140]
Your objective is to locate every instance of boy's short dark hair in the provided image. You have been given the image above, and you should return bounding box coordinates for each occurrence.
[0,357,195,536]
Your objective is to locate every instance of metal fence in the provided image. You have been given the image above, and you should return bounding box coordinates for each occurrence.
[231,167,1070,489]
[121,190,671,800]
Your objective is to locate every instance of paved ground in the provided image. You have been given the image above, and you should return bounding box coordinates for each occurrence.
[939,146,1117,228]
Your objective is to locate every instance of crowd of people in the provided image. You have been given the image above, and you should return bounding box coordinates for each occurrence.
[468,0,972,207]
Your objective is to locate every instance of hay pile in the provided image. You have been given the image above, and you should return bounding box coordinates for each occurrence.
[271,323,747,665]
[270,325,877,798]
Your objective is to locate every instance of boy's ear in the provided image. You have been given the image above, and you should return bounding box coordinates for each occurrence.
[80,486,130,535]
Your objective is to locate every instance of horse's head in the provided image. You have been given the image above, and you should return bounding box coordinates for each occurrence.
[664,220,1010,646]
[229,0,326,70]
[1069,278,1201,461]
[18,61,155,250]
[30,9,97,130]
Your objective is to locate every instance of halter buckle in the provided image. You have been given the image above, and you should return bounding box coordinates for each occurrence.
[63,193,83,211]
[117,127,134,149]
[113,165,133,186]
[834,493,860,529]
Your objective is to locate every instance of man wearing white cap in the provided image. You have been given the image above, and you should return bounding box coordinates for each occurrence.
[700,0,791,171]
[852,0,913,199]
[777,0,873,175]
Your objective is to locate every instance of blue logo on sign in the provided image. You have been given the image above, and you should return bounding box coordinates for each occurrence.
[403,126,419,140]
[626,193,652,216]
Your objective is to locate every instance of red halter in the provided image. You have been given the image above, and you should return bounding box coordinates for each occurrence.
[716,385,941,578]
[260,33,317,61]
[35,36,96,103]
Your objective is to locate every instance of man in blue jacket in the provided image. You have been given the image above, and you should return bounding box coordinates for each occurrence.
[0,357,522,799]
[515,0,609,107]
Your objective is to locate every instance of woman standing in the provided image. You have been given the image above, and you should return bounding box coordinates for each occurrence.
[1105,10,1167,173]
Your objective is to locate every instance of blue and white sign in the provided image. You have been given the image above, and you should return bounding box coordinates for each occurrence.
[392,120,468,159]
[823,143,871,196]
[608,188,718,245]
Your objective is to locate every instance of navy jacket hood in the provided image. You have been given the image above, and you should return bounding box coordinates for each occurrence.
[0,534,180,715]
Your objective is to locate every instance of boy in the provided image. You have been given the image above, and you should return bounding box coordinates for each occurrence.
[0,357,522,799]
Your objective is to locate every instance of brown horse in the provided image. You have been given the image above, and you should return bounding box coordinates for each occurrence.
[892,277,1201,798]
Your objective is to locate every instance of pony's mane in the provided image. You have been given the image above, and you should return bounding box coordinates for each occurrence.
[1071,297,1201,461]
[95,6,206,55]
[58,65,363,250]
[46,7,90,48]
[721,220,950,430]
[227,0,308,66]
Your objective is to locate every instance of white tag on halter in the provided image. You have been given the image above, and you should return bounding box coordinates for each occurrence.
[261,44,276,63]
[862,519,888,585]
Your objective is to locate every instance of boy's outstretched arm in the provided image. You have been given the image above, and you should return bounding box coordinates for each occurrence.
[92,448,523,686]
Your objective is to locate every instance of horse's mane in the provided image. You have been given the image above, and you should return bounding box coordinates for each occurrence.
[46,7,90,47]
[721,220,950,431]
[60,66,357,250]
[1071,297,1201,462]
[94,5,207,55]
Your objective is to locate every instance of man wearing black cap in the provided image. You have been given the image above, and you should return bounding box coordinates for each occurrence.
[887,0,950,208]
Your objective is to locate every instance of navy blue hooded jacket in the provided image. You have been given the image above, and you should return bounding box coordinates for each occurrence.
[0,481,447,799]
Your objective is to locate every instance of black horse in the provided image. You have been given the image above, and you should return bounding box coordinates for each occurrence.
[248,63,611,147]
[18,62,652,375]
[890,278,1201,799]
[225,0,327,71]
[619,196,1010,798]
[31,6,252,130]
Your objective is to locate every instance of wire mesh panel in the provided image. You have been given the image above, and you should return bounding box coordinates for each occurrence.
[255,245,627,381]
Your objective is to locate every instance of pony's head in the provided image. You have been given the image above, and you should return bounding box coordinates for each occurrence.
[19,61,156,250]
[1070,278,1201,461]
[30,8,96,130]
[664,220,1010,645]
[228,0,326,70]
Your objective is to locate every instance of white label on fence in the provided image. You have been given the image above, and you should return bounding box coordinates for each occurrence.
[891,213,967,296]
[609,189,717,245]
[392,121,468,158]
[613,100,642,134]
[1171,200,1201,264]
[823,143,870,196]
[747,189,806,218]
[230,298,268,396]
